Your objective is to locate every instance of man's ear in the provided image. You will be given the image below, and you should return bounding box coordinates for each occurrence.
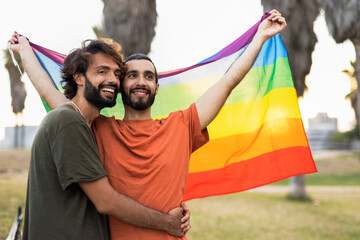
[74,73,84,86]
[155,83,159,95]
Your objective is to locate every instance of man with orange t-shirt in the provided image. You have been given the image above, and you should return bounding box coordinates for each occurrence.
[11,10,286,240]
[92,10,286,240]
[92,54,209,240]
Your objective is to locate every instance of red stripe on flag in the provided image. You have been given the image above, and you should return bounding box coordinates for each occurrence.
[183,146,316,201]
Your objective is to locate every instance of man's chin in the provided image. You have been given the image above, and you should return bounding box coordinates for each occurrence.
[101,95,118,106]
[121,91,155,110]
[103,100,117,108]
[91,99,117,109]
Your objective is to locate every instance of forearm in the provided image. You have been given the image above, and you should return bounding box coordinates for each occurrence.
[223,33,265,89]
[104,190,176,232]
[196,33,266,129]
[195,10,286,130]
[20,47,68,109]
[224,9,287,85]
[79,177,183,236]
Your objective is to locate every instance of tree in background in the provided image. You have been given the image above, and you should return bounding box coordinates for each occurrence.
[261,0,320,98]
[343,61,359,125]
[334,61,360,144]
[102,0,157,57]
[4,50,26,148]
[320,0,360,135]
[92,25,106,39]
[261,0,321,200]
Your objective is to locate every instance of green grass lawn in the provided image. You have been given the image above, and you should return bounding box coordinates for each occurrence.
[186,190,360,240]
[0,149,28,239]
[0,177,26,239]
[1,149,359,239]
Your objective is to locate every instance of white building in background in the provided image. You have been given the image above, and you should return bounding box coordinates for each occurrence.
[0,126,38,149]
[306,112,339,151]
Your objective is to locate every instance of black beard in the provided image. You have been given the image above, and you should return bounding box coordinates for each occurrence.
[121,86,156,110]
[83,74,118,109]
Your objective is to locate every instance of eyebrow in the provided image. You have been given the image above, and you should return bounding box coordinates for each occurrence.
[126,70,155,76]
[144,70,155,76]
[95,65,121,71]
[126,70,138,75]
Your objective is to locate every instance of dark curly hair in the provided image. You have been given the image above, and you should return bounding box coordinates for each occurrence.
[61,38,126,99]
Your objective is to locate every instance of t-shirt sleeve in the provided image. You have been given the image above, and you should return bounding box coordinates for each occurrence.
[186,103,209,152]
[92,115,113,166]
[52,121,107,190]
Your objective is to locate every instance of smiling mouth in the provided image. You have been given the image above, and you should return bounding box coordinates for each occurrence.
[130,88,150,97]
[102,87,115,94]
[101,87,116,98]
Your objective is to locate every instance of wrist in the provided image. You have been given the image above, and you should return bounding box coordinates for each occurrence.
[164,214,176,231]
[164,214,183,237]
[253,32,268,45]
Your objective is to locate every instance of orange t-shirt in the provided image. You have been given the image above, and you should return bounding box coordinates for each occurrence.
[92,103,209,240]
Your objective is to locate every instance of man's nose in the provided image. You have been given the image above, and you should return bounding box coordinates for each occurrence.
[107,72,119,84]
[136,75,146,86]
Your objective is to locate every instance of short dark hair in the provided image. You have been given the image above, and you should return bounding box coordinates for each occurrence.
[124,53,158,83]
[61,38,126,99]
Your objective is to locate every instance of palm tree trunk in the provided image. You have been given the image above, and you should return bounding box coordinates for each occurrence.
[102,0,157,57]
[290,175,308,199]
[351,38,360,134]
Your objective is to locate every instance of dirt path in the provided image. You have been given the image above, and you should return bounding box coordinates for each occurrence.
[311,149,360,160]
[248,185,360,193]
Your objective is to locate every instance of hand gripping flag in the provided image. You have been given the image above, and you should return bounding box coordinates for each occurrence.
[29,13,317,201]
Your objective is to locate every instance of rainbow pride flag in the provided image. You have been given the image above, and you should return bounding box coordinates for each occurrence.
[30,13,316,201]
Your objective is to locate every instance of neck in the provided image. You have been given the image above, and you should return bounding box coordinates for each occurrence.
[123,104,152,120]
[69,96,101,126]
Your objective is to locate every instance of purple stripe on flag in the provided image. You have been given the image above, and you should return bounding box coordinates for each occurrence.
[27,13,270,80]
[158,13,270,79]
[29,42,66,66]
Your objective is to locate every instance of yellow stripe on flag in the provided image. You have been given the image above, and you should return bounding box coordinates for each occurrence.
[208,88,300,139]
[189,117,308,173]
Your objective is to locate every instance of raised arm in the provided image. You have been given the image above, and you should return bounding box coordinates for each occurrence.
[195,10,287,130]
[9,32,68,110]
[79,177,188,237]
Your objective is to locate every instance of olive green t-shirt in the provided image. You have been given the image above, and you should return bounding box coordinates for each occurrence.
[22,104,110,240]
